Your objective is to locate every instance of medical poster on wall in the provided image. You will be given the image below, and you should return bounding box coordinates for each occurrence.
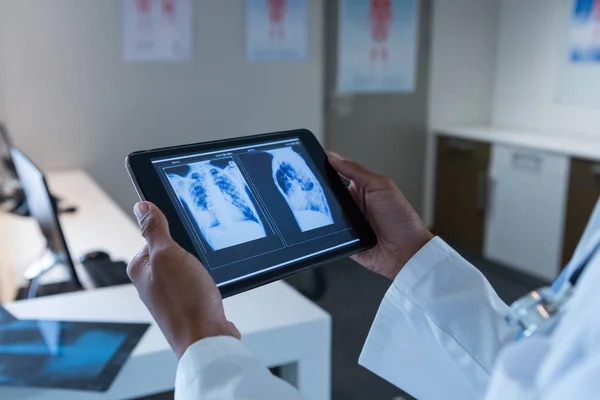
[122,0,193,62]
[337,0,419,94]
[557,0,600,107]
[245,0,308,62]
[570,0,600,62]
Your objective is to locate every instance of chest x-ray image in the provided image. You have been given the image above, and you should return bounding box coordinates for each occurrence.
[166,159,267,251]
[267,147,334,232]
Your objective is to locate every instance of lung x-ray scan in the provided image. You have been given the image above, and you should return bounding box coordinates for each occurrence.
[268,147,334,232]
[167,159,267,251]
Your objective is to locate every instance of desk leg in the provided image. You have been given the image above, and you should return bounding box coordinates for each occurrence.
[281,320,331,400]
[247,318,332,400]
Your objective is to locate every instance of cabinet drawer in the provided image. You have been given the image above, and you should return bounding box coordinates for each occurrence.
[490,145,569,177]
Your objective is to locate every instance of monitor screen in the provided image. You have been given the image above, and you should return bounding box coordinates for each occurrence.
[151,137,360,287]
[0,123,16,185]
[10,148,80,286]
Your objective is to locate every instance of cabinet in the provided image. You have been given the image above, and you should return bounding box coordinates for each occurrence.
[483,145,569,281]
[562,158,600,267]
[434,137,490,253]
[434,133,600,281]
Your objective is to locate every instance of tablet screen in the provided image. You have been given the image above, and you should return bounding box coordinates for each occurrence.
[151,137,360,286]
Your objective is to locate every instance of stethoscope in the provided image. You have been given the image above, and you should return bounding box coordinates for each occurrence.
[506,239,600,340]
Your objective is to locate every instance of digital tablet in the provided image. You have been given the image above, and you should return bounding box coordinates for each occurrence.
[126,129,376,298]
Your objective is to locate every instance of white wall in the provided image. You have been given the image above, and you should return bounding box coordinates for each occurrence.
[493,0,600,137]
[0,0,324,212]
[428,0,500,130]
[0,8,6,121]
[423,0,500,226]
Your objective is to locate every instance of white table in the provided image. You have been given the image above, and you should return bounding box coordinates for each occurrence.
[0,170,331,400]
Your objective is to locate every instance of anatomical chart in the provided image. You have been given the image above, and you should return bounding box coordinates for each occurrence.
[245,0,308,61]
[167,159,267,251]
[570,0,600,62]
[122,0,193,62]
[337,0,419,93]
[267,148,334,232]
[558,0,600,107]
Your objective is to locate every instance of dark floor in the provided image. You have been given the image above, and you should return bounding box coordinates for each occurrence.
[284,248,547,400]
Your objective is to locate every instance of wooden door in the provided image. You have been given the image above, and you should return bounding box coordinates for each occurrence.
[562,158,600,267]
[434,136,490,253]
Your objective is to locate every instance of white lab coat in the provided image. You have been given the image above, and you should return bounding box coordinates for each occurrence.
[174,200,600,400]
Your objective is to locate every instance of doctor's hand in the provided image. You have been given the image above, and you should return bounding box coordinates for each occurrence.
[328,152,434,281]
[127,202,240,359]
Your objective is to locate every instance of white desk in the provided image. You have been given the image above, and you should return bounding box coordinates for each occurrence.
[0,170,331,400]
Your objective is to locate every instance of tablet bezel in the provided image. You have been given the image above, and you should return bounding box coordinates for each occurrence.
[126,129,376,298]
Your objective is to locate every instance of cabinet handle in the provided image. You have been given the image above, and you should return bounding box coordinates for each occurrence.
[477,171,487,211]
[512,153,542,172]
[447,139,475,153]
[487,178,497,217]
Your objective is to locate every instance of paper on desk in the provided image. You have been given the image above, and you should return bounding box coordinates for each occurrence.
[122,0,193,62]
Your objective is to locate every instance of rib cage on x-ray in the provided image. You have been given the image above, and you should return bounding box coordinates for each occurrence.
[167,160,267,251]
[268,148,334,232]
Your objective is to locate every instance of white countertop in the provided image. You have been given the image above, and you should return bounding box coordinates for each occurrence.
[435,126,600,161]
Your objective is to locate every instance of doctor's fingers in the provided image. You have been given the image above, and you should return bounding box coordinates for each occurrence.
[127,245,151,285]
[327,151,392,192]
[134,202,175,252]
[348,182,367,213]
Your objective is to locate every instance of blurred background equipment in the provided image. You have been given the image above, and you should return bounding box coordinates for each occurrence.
[10,148,83,294]
[0,123,27,216]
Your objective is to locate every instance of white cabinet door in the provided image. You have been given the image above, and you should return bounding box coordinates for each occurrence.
[484,145,570,281]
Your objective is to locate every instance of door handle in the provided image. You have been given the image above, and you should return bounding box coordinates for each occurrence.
[327,93,356,117]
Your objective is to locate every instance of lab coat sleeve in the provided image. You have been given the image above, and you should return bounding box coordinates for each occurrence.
[175,336,304,400]
[359,237,519,400]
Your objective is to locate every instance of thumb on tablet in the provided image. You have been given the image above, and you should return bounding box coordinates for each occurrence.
[327,151,385,190]
[134,202,173,250]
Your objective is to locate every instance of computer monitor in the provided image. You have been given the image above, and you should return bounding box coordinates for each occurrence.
[0,123,18,193]
[10,148,82,289]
